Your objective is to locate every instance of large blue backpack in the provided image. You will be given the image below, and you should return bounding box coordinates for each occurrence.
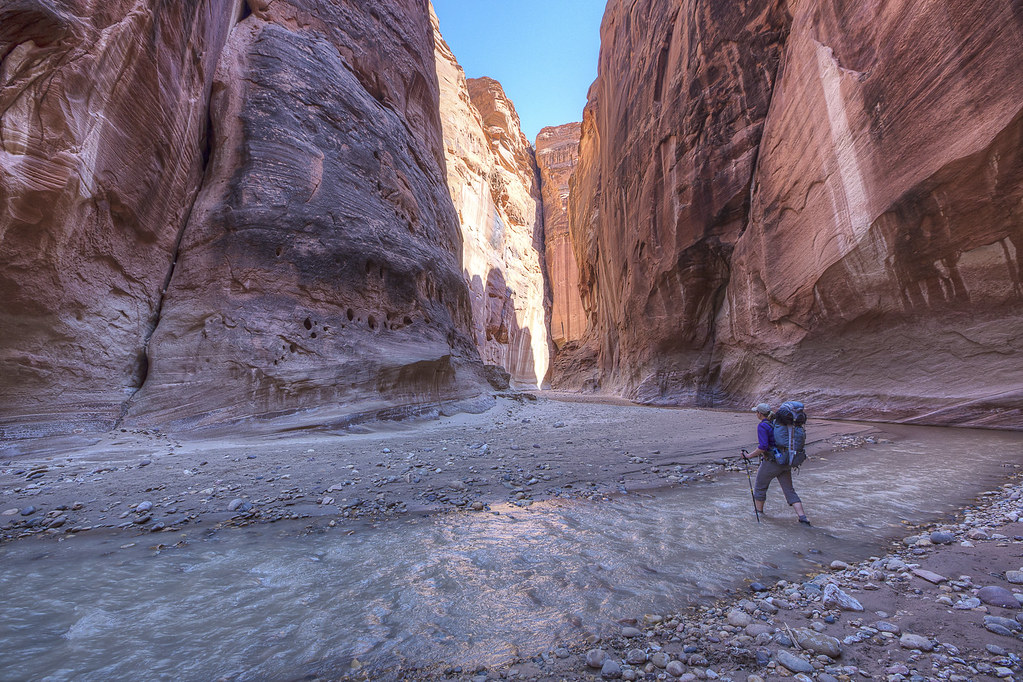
[772,401,807,468]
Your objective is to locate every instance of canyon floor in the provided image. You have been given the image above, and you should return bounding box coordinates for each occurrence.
[1,394,1022,682]
[0,393,873,541]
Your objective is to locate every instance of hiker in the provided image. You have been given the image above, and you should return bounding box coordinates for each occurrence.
[742,403,811,526]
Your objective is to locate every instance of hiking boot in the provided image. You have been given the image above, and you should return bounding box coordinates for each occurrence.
[798,516,811,526]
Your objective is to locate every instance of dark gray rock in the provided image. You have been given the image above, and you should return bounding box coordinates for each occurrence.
[776,650,814,674]
[600,659,622,679]
[978,586,1021,608]
[585,649,607,668]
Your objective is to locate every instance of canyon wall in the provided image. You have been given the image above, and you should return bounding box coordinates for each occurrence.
[0,0,244,435]
[1,0,487,435]
[718,0,1023,427]
[434,18,551,388]
[536,123,585,351]
[569,0,1023,427]
[568,0,791,402]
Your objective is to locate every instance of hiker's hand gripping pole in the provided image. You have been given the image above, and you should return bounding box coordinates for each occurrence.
[741,449,760,523]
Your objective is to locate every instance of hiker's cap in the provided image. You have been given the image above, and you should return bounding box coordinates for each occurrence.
[752,403,772,415]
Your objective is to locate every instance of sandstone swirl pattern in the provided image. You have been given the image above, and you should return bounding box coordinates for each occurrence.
[1,1,486,434]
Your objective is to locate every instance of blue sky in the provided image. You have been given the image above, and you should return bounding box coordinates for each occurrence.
[431,0,606,144]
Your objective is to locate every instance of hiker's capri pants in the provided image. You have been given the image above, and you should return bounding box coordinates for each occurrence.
[753,458,801,505]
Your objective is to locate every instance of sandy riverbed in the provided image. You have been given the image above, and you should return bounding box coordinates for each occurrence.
[0,393,871,541]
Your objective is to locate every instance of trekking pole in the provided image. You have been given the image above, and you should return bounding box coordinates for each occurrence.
[741,449,760,523]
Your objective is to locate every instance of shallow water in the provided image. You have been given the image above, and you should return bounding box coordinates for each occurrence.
[1,425,1021,681]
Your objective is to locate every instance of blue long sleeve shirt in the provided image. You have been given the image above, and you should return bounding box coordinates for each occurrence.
[757,420,775,451]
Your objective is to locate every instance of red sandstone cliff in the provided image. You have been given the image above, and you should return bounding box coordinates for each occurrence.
[0,0,243,436]
[568,0,790,403]
[568,0,1023,427]
[1,1,486,434]
[434,16,552,388]
[536,123,585,351]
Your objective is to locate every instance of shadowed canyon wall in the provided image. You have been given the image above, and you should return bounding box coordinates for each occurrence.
[0,0,245,435]
[1,0,487,435]
[434,16,552,388]
[536,123,585,351]
[567,0,1023,427]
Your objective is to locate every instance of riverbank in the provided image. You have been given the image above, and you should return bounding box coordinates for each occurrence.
[0,393,869,543]
[2,394,1021,682]
[394,474,1023,682]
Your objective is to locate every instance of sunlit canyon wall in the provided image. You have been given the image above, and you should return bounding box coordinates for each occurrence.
[567,0,1023,427]
[433,14,552,388]
[536,123,585,352]
[0,0,487,435]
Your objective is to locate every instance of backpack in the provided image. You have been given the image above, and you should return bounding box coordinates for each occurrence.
[772,400,807,468]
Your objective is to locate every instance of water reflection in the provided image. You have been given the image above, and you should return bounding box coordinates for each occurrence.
[0,426,1021,681]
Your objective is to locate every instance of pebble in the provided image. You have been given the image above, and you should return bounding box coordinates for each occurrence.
[829,560,850,570]
[650,652,669,668]
[135,501,153,513]
[586,649,607,668]
[601,659,622,679]
[977,586,1020,608]
[899,633,934,651]
[1,508,18,516]
[227,499,252,513]
[930,530,956,544]
[727,610,753,627]
[775,650,814,674]
[911,568,947,584]
[626,649,646,665]
[621,627,642,638]
[20,506,36,517]
[954,597,982,609]
[665,660,685,677]
[1005,570,1023,584]
[985,615,1021,632]
[793,629,842,658]
[874,620,901,634]
[822,583,864,611]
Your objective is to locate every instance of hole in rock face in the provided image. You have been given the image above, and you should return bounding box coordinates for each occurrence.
[367,315,378,330]
[239,1,253,21]
[346,309,354,321]
[310,332,317,339]
[289,343,297,353]
[303,318,312,330]
[404,316,413,326]
[275,246,283,257]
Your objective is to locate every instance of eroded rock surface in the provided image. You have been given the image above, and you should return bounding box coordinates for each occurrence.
[0,0,244,436]
[718,0,1023,426]
[434,17,551,387]
[130,2,484,427]
[568,0,790,403]
[536,123,585,351]
[567,0,1023,426]
[2,1,487,434]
